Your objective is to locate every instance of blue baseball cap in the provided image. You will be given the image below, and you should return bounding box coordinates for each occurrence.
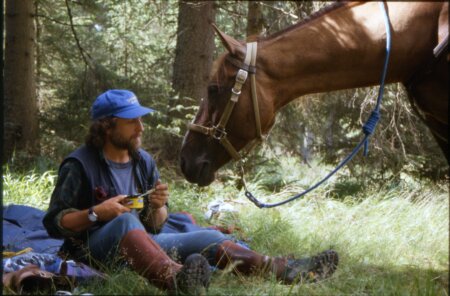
[91,89,155,120]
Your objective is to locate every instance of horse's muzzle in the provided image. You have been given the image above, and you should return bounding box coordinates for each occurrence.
[180,154,215,187]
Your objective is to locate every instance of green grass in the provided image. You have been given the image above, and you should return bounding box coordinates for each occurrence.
[3,166,56,210]
[3,157,448,295]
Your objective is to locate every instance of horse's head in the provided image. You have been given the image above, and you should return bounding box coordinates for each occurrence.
[180,25,276,186]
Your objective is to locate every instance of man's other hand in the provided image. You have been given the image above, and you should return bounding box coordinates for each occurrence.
[149,180,169,209]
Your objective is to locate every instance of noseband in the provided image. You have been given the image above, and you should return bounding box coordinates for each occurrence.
[187,42,262,161]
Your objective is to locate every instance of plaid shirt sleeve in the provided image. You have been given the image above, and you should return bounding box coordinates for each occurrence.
[43,159,89,239]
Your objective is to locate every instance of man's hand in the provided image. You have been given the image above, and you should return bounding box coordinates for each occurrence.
[61,195,130,232]
[95,195,130,221]
[141,180,169,232]
[148,180,169,209]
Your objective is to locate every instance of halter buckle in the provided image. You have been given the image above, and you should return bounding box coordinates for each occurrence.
[212,126,227,140]
[235,69,248,84]
[231,87,241,95]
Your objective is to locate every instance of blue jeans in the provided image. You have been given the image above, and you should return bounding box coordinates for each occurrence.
[86,213,229,265]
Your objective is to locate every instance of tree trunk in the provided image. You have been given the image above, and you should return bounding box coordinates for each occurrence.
[35,0,42,109]
[171,0,216,119]
[4,0,39,162]
[246,1,264,39]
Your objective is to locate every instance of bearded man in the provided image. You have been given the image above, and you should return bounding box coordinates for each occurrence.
[44,89,338,295]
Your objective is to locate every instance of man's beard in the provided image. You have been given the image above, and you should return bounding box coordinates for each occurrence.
[109,131,141,152]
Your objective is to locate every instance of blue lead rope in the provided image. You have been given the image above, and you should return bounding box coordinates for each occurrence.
[363,1,392,155]
[244,1,392,208]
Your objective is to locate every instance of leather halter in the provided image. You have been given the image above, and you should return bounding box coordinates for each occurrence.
[187,42,262,161]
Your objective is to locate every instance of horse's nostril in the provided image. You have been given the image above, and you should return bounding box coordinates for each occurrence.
[180,152,213,185]
[199,160,210,175]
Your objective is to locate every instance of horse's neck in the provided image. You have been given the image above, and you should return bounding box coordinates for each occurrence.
[259,2,443,110]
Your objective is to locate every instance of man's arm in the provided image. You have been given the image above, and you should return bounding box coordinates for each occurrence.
[141,205,169,232]
[60,195,131,232]
[43,160,87,239]
[44,159,133,236]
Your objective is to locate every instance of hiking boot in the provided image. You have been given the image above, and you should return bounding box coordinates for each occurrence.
[120,229,210,295]
[215,240,338,284]
[274,249,339,284]
[174,254,211,295]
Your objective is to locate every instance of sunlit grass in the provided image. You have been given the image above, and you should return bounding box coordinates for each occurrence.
[3,167,56,210]
[2,155,448,295]
[230,188,448,294]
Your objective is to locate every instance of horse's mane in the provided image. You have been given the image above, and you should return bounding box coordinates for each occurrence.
[259,1,352,41]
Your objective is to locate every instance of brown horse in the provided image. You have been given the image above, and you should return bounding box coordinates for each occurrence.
[180,1,448,187]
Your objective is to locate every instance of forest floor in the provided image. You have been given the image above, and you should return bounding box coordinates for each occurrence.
[3,158,448,295]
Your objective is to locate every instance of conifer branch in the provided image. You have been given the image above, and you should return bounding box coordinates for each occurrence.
[64,0,93,71]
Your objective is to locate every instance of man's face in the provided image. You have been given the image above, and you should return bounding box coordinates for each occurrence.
[108,117,144,151]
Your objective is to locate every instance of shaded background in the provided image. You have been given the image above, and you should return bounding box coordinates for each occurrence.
[4,0,447,182]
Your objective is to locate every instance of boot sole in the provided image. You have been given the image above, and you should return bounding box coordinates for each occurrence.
[310,249,339,281]
[175,254,211,295]
[282,249,339,284]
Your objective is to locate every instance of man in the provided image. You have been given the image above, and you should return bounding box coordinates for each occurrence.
[44,89,339,294]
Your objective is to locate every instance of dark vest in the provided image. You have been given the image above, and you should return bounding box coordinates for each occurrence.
[58,145,159,260]
[61,145,159,207]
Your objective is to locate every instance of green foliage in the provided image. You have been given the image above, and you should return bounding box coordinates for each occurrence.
[5,1,447,293]
[37,0,179,164]
[77,268,162,295]
[329,178,365,200]
[4,159,447,295]
[26,0,447,183]
[269,85,448,182]
[3,167,56,210]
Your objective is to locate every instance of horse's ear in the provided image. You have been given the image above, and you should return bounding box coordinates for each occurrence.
[211,23,245,57]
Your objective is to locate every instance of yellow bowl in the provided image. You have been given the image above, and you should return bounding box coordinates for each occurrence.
[126,196,144,209]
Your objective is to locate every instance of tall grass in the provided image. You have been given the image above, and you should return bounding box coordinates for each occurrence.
[3,166,56,210]
[2,156,448,295]
[195,157,449,295]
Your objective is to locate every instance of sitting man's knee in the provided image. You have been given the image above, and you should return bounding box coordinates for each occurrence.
[208,230,228,243]
[111,213,145,235]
